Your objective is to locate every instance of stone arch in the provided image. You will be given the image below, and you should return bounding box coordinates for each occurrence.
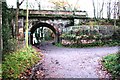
[30,22,59,44]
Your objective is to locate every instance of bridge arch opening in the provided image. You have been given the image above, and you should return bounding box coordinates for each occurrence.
[30,22,59,44]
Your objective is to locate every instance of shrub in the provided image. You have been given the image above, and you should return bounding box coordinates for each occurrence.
[2,46,41,79]
[60,40,119,48]
[2,2,17,53]
[101,35,111,41]
[3,39,17,53]
[117,51,120,64]
[62,34,76,41]
[112,28,120,40]
[102,54,120,78]
[55,43,63,47]
[0,64,1,79]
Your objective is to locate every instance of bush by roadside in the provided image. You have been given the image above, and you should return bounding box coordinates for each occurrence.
[0,64,1,79]
[2,46,42,79]
[112,28,120,40]
[55,40,120,48]
[102,53,120,78]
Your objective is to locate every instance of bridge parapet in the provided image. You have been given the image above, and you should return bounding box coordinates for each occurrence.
[16,9,88,19]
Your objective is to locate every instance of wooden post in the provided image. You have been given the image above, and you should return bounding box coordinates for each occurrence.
[25,0,29,48]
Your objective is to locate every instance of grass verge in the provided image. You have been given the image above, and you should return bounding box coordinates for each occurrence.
[0,64,1,79]
[102,53,120,78]
[2,46,41,79]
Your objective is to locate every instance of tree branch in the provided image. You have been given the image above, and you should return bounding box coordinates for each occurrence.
[100,0,104,18]
[100,1,104,12]
[19,0,25,6]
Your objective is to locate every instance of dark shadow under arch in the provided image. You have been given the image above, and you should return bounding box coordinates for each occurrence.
[30,22,58,44]
[30,22,57,34]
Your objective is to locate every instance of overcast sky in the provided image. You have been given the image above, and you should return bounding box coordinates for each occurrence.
[6,0,118,18]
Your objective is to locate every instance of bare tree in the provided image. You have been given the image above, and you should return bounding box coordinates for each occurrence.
[99,0,105,18]
[92,0,96,19]
[113,1,118,27]
[29,3,35,9]
[35,0,41,10]
[50,0,67,10]
[107,0,112,20]
[15,0,25,39]
[49,0,81,12]
[106,0,118,20]
[118,0,120,19]
[92,0,105,19]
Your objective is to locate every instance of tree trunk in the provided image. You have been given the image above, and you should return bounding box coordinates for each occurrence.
[15,2,19,39]
[92,0,96,19]
[0,1,2,62]
[107,1,111,20]
[11,7,15,38]
[15,0,25,39]
[11,19,15,38]
[118,1,120,19]
[100,0,104,18]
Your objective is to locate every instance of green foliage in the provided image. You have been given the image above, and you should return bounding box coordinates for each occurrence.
[45,35,53,41]
[116,19,120,27]
[62,33,101,42]
[61,31,120,48]
[102,53,120,78]
[117,51,120,63]
[103,40,120,46]
[3,39,17,53]
[112,28,120,41]
[2,46,40,79]
[0,64,1,79]
[62,34,76,40]
[56,40,120,48]
[66,41,104,48]
[2,2,17,53]
[55,43,63,47]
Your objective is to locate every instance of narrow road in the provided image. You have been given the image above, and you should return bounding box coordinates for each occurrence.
[36,43,119,78]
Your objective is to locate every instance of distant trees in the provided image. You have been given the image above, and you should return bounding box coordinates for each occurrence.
[35,0,41,10]
[99,0,105,18]
[49,0,69,10]
[49,0,80,11]
[92,0,120,22]
[107,0,112,20]
[92,0,105,19]
[118,1,120,19]
[92,0,96,19]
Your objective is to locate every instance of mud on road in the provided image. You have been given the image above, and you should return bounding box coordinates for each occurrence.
[34,43,119,78]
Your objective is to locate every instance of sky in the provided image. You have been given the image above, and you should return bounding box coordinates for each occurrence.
[6,0,118,18]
